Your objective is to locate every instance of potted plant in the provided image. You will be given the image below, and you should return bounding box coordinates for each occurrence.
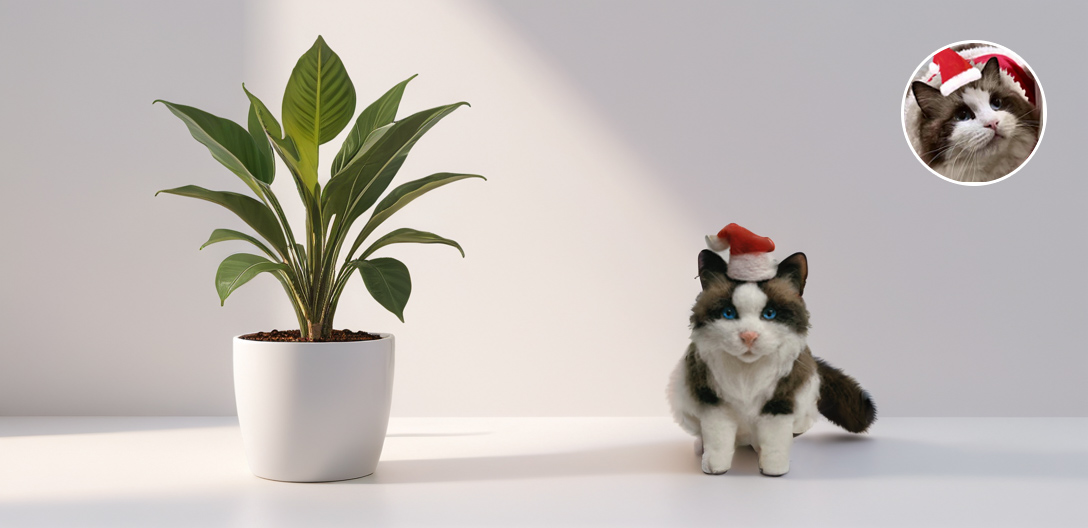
[155,36,483,482]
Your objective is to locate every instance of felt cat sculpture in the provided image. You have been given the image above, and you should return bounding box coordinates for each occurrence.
[910,55,1040,183]
[667,225,875,476]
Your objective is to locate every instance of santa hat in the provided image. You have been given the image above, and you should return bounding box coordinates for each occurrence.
[705,223,777,282]
[955,45,1037,106]
[929,47,982,96]
[923,46,1037,106]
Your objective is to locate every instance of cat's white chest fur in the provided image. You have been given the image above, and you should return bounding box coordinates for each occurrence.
[698,344,809,445]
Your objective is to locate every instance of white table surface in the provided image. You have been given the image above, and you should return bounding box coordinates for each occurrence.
[1,417,1085,527]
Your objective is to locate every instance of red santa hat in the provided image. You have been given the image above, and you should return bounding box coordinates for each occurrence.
[923,46,1037,106]
[705,223,777,282]
[929,47,982,96]
[955,46,1037,106]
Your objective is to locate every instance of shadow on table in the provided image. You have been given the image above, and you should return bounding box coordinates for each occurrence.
[385,432,493,438]
[0,416,237,437]
[342,440,698,485]
[788,432,1088,480]
[337,432,1088,484]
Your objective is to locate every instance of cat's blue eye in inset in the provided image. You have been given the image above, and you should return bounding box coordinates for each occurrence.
[990,96,1003,110]
[954,108,974,121]
[761,308,777,320]
[722,307,737,320]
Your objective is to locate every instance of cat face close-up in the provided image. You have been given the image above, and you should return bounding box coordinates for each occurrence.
[911,57,1039,183]
[690,251,809,364]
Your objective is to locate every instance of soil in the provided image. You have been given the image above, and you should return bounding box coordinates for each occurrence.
[239,329,383,342]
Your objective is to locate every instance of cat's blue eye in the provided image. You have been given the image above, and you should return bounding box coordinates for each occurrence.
[954,108,974,121]
[761,308,777,320]
[990,96,1003,110]
[722,307,737,320]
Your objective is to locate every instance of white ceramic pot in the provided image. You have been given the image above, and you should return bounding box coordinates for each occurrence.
[233,334,395,482]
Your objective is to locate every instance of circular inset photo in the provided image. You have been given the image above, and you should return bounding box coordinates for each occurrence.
[902,41,1045,185]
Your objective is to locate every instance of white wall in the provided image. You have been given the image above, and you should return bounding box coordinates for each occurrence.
[0,0,270,415]
[242,0,698,417]
[2,0,1086,417]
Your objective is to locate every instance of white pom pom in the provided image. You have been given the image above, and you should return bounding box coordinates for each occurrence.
[705,235,729,252]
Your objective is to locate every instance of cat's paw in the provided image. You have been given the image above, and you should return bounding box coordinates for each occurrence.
[758,453,790,477]
[694,437,704,457]
[701,450,731,475]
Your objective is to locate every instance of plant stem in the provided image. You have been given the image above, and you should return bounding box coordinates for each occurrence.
[307,321,323,341]
[260,185,309,303]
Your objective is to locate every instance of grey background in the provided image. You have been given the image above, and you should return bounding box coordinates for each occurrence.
[1,0,1085,416]
[0,0,258,414]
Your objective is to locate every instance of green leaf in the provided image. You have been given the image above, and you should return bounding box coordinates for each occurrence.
[321,102,469,231]
[154,100,272,187]
[244,86,320,220]
[331,74,416,176]
[350,173,484,257]
[360,228,464,260]
[295,243,308,276]
[355,257,411,322]
[156,185,288,256]
[282,35,356,194]
[200,228,278,260]
[242,84,282,140]
[244,85,302,170]
[215,253,288,306]
[247,104,275,183]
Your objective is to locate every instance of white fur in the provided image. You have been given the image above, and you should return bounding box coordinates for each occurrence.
[755,414,793,475]
[699,406,737,474]
[932,86,1037,183]
[725,253,777,282]
[666,283,820,476]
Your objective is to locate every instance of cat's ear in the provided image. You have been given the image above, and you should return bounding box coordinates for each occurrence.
[776,252,808,295]
[980,57,1001,84]
[912,81,944,119]
[698,249,729,290]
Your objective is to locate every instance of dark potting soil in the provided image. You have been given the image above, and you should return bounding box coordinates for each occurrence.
[239,329,383,342]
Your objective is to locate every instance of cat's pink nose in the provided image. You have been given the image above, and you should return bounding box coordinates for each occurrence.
[985,119,1000,131]
[739,331,759,347]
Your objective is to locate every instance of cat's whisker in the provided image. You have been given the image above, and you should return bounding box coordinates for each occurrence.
[922,144,957,156]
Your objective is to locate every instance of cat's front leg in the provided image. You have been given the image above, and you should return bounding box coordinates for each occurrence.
[698,406,738,475]
[755,414,794,476]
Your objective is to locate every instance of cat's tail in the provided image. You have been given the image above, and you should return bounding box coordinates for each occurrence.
[815,357,876,433]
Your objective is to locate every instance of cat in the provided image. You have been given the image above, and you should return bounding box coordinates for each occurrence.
[667,249,876,476]
[909,56,1040,183]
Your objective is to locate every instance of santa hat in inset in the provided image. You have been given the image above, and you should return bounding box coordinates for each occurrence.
[929,47,982,96]
[956,46,1037,106]
[705,223,777,282]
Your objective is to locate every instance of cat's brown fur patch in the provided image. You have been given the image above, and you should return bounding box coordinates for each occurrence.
[760,347,817,415]
[774,252,808,295]
[690,279,736,329]
[758,277,810,335]
[684,343,721,405]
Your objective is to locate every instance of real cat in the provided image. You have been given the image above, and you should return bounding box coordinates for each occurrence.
[905,47,1041,183]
